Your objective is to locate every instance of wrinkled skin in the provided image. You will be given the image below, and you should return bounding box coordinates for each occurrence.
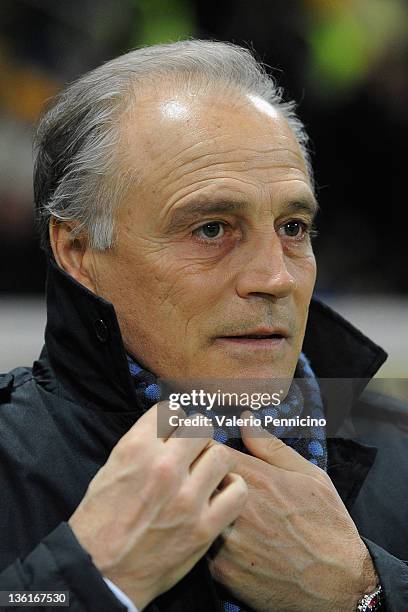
[52,84,377,611]
[208,417,378,611]
[69,404,247,611]
[53,85,317,383]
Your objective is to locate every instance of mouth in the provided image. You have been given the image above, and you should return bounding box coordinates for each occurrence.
[215,328,289,349]
[225,333,284,339]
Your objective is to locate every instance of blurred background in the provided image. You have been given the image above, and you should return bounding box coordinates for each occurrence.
[0,0,407,382]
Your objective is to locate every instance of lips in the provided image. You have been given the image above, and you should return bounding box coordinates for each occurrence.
[219,328,289,340]
[226,333,283,339]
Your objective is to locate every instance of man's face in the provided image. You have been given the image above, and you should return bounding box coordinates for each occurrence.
[92,88,317,381]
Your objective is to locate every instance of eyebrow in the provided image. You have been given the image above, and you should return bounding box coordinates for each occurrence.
[285,199,319,216]
[164,201,249,233]
[164,196,319,233]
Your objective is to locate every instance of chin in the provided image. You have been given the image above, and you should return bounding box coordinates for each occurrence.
[207,361,295,381]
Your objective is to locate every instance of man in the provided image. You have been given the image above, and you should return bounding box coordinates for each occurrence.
[0,40,407,611]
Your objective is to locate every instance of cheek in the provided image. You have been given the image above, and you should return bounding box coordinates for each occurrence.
[288,254,316,338]
[97,238,224,338]
[140,251,228,321]
[291,252,316,299]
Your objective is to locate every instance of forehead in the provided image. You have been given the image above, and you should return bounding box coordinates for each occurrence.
[119,87,311,214]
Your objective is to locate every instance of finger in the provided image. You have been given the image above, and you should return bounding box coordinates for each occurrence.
[119,402,185,447]
[206,472,248,533]
[190,443,238,501]
[156,401,188,441]
[165,416,214,467]
[167,414,213,443]
[240,410,321,477]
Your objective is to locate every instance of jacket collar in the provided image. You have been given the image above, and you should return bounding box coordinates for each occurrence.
[34,257,387,419]
[33,258,385,575]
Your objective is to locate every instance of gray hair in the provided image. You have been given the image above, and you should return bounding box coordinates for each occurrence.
[34,39,313,252]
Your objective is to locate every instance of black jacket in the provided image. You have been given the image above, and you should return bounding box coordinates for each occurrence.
[0,259,407,611]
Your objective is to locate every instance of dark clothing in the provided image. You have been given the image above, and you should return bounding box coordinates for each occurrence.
[0,259,407,611]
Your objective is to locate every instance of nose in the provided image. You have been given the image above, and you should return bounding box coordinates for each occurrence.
[235,230,296,299]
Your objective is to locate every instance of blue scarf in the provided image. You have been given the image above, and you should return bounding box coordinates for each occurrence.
[127,352,327,469]
[127,352,327,611]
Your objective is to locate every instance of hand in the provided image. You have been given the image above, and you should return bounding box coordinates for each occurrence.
[208,413,378,612]
[69,402,248,610]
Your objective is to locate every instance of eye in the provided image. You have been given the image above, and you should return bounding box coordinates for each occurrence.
[195,222,225,240]
[282,221,304,237]
[279,220,309,239]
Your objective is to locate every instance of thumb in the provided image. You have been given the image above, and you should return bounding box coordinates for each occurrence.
[240,411,321,477]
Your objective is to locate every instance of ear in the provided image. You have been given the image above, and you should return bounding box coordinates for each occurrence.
[49,218,97,293]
